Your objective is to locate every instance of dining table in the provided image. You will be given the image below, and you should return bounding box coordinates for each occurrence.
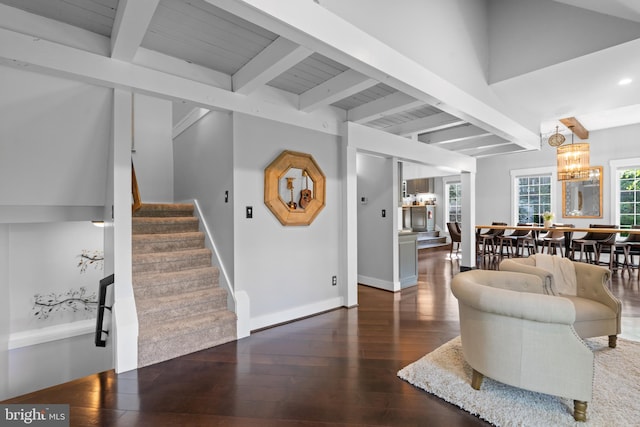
[475,224,640,264]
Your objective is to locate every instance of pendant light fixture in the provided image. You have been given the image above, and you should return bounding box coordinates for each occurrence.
[557,126,590,181]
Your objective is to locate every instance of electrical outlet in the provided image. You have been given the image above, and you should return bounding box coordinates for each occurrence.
[332,276,337,286]
[381,209,386,218]
[246,206,253,218]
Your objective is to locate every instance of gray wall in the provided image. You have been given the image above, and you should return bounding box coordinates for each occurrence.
[0,225,9,400]
[233,114,343,329]
[357,153,395,289]
[173,110,235,285]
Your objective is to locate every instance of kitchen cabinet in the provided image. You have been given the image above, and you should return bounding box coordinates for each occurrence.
[405,178,434,194]
[399,231,418,288]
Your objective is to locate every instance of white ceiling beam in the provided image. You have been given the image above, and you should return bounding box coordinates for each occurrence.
[345,122,476,173]
[0,27,343,136]
[347,92,424,124]
[233,36,312,94]
[111,0,160,61]
[133,48,232,90]
[205,0,540,149]
[418,125,492,145]
[299,69,377,112]
[385,112,465,136]
[467,144,527,158]
[438,135,509,152]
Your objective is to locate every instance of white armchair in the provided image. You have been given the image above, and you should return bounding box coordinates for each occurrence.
[451,269,594,421]
[500,256,621,347]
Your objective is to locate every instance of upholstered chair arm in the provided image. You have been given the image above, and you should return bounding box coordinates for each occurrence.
[451,271,575,324]
[499,259,554,295]
[573,262,621,317]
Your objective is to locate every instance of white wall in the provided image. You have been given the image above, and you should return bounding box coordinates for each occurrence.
[0,66,116,398]
[357,153,396,290]
[8,332,111,399]
[9,222,104,332]
[476,123,640,227]
[3,221,112,399]
[233,114,342,330]
[173,110,235,285]
[0,65,111,211]
[132,94,174,203]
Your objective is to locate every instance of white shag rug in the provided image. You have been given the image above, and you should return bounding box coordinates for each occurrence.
[398,336,640,426]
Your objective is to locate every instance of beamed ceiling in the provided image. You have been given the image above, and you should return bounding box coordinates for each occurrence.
[0,0,638,163]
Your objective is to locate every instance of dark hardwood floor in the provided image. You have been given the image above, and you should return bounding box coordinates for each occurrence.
[4,247,640,426]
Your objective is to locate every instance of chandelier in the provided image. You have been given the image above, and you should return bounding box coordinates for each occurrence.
[556,126,590,181]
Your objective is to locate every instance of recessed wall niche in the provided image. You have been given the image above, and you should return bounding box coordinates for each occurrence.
[264,150,326,226]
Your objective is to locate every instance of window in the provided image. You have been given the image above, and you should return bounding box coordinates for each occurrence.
[516,175,551,225]
[618,168,640,229]
[446,182,462,223]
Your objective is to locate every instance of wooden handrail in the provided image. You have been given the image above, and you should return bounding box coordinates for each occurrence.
[132,161,142,213]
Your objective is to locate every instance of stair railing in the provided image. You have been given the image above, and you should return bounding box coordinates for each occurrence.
[95,274,114,347]
[132,161,142,213]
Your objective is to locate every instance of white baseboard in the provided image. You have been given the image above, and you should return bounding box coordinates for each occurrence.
[250,297,343,332]
[357,275,398,292]
[8,319,95,350]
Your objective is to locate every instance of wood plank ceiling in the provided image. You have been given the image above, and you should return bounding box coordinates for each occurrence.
[0,0,528,158]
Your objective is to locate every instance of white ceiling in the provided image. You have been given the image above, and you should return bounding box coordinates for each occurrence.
[0,0,638,156]
[495,0,640,138]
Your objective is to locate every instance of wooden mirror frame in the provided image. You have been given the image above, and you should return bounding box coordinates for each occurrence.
[562,166,603,218]
[264,150,326,226]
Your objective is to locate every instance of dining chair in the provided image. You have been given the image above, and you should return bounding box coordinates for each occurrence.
[570,224,618,266]
[447,222,461,258]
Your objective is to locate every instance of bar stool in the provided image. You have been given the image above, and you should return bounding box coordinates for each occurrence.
[539,223,574,257]
[614,225,640,275]
[476,222,507,269]
[496,223,535,258]
[570,224,618,265]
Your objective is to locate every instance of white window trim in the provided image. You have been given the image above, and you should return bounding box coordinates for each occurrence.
[610,158,640,227]
[510,166,556,225]
[443,178,461,230]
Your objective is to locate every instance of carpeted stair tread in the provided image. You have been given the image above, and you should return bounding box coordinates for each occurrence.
[134,203,195,217]
[132,248,212,274]
[138,310,236,367]
[133,231,205,253]
[136,288,228,325]
[138,310,236,342]
[133,267,219,298]
[132,216,199,234]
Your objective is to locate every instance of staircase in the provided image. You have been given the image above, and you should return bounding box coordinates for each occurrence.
[415,230,448,249]
[132,203,236,367]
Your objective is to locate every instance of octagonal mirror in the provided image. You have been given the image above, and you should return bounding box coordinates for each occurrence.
[264,150,325,226]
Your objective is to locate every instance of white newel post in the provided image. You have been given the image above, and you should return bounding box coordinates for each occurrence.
[111,89,138,373]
